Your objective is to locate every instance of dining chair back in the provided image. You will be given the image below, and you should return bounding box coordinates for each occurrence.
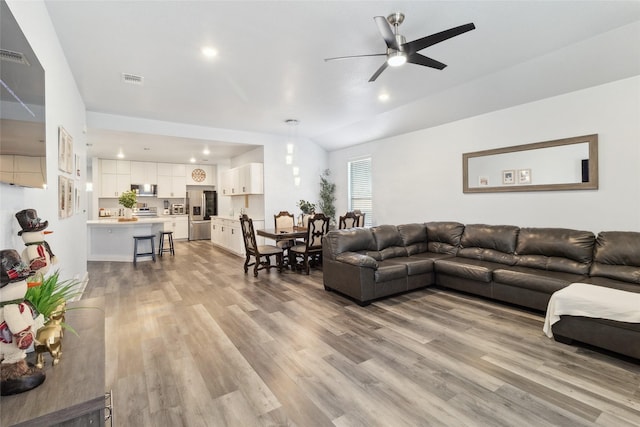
[353,210,366,227]
[274,211,295,228]
[273,210,296,251]
[338,211,359,229]
[239,214,284,277]
[289,213,330,275]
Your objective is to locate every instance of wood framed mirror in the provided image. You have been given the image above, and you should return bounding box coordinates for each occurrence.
[463,134,598,193]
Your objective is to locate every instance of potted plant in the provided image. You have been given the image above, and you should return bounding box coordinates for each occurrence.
[24,269,81,332]
[118,190,137,219]
[318,169,336,227]
[297,199,316,227]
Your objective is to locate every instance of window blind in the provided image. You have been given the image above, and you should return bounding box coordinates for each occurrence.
[348,158,372,226]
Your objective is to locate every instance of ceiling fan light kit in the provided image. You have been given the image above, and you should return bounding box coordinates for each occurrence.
[387,51,406,67]
[325,12,475,82]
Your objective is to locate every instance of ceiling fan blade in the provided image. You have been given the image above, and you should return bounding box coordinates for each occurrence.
[407,53,447,70]
[324,53,387,62]
[404,23,475,55]
[368,61,389,82]
[374,16,399,50]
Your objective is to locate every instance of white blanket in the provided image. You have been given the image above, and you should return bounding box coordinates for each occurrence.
[543,283,640,338]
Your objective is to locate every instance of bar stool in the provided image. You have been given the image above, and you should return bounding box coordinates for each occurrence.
[158,231,175,256]
[133,235,156,266]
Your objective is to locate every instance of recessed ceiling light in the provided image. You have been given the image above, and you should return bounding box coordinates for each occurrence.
[378,93,389,102]
[201,47,218,58]
[190,157,196,163]
[117,151,124,159]
[203,148,210,155]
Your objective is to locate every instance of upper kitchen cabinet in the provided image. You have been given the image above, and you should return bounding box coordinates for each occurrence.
[222,163,263,195]
[157,163,186,198]
[186,164,215,186]
[100,159,131,197]
[130,161,157,184]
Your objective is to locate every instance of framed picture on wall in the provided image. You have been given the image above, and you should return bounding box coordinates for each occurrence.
[518,169,532,184]
[58,175,67,218]
[58,126,73,173]
[66,178,74,217]
[75,153,81,178]
[502,170,515,185]
[75,184,81,214]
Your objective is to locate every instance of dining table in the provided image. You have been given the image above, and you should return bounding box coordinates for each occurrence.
[256,226,307,242]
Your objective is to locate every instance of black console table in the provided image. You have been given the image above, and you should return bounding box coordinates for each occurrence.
[1,297,106,426]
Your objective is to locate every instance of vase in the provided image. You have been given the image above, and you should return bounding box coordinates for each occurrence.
[124,208,133,219]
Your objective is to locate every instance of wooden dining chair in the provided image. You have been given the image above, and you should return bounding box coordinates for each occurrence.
[274,210,296,256]
[353,210,366,227]
[239,214,284,277]
[338,211,359,229]
[289,213,330,275]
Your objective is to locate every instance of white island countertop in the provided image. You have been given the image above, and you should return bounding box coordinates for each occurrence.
[87,217,174,262]
[87,217,170,225]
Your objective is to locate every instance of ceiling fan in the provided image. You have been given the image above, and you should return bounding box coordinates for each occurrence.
[324,12,475,82]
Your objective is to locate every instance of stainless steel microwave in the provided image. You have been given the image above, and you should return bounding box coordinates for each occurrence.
[130,184,157,197]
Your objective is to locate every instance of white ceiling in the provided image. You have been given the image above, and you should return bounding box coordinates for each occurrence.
[43,1,640,163]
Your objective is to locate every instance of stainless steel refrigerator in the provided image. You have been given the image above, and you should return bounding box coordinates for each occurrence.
[186,189,217,240]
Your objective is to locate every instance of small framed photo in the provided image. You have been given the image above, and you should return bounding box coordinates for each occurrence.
[58,126,73,173]
[502,170,515,185]
[478,176,489,186]
[518,169,532,184]
[58,176,68,218]
[66,178,74,217]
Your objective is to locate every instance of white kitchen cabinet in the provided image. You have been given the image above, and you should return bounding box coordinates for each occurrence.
[157,163,186,198]
[130,161,157,184]
[164,215,188,240]
[221,163,263,196]
[237,163,263,194]
[211,217,263,256]
[186,164,215,186]
[174,216,188,239]
[100,159,131,197]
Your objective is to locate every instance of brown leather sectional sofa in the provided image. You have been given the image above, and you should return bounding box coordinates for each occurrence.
[322,222,640,359]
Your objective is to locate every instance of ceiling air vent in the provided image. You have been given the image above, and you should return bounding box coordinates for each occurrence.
[0,49,30,66]
[121,73,144,85]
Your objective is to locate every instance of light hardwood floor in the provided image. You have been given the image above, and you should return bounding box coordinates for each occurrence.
[84,240,640,427]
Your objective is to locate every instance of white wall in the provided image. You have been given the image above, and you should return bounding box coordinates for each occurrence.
[1,0,88,282]
[262,136,328,226]
[329,76,640,233]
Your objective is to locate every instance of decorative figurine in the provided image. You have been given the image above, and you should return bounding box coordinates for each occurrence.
[0,249,46,396]
[34,303,65,369]
[15,209,58,275]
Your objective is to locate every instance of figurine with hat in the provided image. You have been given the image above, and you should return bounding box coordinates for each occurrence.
[16,209,58,275]
[0,249,46,395]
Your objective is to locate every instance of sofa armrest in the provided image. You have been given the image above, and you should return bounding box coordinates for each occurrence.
[335,252,379,269]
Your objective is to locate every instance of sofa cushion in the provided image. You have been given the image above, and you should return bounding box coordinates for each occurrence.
[385,257,434,276]
[426,221,464,254]
[457,224,519,265]
[589,231,640,284]
[371,225,404,249]
[324,228,375,258]
[515,228,595,275]
[398,223,428,255]
[493,266,586,294]
[370,225,408,260]
[434,258,498,282]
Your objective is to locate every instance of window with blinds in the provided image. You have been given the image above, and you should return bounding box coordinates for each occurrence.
[348,158,372,226]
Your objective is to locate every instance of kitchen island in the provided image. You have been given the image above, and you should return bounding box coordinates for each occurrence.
[87,217,169,262]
